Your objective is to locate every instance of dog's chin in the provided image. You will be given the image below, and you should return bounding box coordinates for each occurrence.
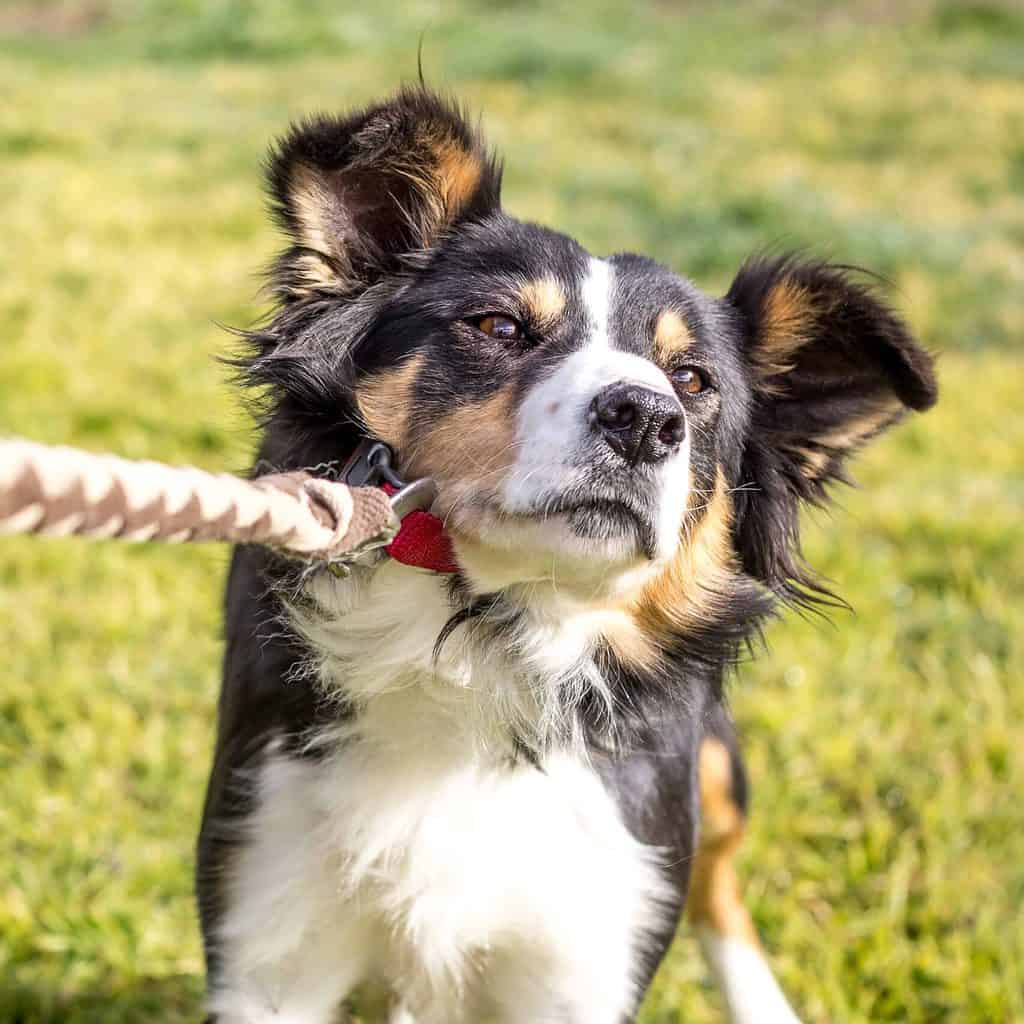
[559,500,658,560]
[442,490,672,595]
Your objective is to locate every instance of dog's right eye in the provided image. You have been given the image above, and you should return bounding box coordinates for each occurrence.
[472,315,524,343]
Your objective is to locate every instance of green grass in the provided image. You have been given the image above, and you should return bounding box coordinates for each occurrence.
[1,1,1022,1021]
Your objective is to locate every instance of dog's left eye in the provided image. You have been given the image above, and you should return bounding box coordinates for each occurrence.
[672,366,709,395]
[473,315,524,343]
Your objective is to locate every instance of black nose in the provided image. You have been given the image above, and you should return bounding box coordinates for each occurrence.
[590,383,686,465]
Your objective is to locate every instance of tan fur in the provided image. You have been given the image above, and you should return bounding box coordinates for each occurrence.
[290,252,345,295]
[795,402,901,479]
[749,278,827,393]
[282,164,357,296]
[519,277,566,329]
[409,384,518,496]
[430,138,484,218]
[389,135,485,250]
[686,737,761,948]
[600,610,659,671]
[356,355,426,451]
[653,309,694,364]
[631,471,737,641]
[288,163,336,258]
[816,402,900,453]
[794,446,832,480]
[581,471,739,674]
[759,280,817,365]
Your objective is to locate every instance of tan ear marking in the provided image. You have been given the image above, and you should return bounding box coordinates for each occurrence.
[794,446,832,480]
[386,135,485,250]
[288,253,343,296]
[815,402,901,452]
[753,278,820,380]
[356,354,426,450]
[653,309,694,363]
[281,164,360,296]
[288,164,336,257]
[794,401,902,480]
[431,138,484,218]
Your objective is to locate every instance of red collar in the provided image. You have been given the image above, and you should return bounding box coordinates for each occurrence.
[381,482,459,574]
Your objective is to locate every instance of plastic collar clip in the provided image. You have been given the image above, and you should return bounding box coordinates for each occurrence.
[341,440,438,519]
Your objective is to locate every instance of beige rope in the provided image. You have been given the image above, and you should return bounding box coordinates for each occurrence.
[0,440,398,563]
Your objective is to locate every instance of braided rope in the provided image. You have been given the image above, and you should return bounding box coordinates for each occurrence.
[0,440,398,562]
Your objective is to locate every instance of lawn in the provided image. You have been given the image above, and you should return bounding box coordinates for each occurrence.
[0,1,1021,1021]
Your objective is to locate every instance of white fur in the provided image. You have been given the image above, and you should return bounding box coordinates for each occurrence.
[501,257,690,564]
[299,558,619,748]
[696,927,803,1024]
[209,561,671,1023]
[581,255,613,350]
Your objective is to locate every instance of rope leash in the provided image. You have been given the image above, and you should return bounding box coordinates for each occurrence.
[0,440,399,564]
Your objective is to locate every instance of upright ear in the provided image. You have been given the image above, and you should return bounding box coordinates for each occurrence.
[266,87,501,301]
[726,256,938,603]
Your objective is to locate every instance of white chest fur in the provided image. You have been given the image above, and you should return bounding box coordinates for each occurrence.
[210,564,670,1024]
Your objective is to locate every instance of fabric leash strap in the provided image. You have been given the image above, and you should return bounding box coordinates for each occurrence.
[0,440,398,563]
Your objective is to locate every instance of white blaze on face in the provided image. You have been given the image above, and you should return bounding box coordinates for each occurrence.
[581,255,613,348]
[501,257,691,563]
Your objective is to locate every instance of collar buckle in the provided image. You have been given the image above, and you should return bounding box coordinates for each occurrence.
[341,439,404,489]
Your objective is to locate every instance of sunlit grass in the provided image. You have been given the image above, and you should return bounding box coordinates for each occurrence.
[1,2,1021,1022]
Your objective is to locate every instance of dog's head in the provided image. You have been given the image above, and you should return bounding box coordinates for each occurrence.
[247,88,936,647]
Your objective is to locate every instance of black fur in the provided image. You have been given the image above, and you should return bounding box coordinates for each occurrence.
[727,255,938,606]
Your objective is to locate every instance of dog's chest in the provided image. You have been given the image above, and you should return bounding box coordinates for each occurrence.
[222,566,669,1011]
[230,688,667,1016]
[321,715,656,938]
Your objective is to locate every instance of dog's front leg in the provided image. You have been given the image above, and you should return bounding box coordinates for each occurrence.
[480,943,643,1024]
[205,888,377,1024]
[201,751,378,1024]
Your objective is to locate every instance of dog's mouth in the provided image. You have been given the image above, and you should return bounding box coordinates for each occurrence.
[451,482,660,563]
[425,464,671,566]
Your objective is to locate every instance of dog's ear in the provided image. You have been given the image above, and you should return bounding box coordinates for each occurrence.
[726,256,937,603]
[266,87,501,301]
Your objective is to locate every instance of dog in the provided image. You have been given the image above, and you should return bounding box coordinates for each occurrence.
[196,87,937,1023]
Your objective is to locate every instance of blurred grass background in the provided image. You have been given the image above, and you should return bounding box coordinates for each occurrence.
[0,1,1021,1021]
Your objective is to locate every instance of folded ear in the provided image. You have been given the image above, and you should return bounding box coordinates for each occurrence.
[726,256,937,603]
[266,87,502,301]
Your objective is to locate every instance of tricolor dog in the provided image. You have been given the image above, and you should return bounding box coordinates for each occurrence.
[197,88,937,1023]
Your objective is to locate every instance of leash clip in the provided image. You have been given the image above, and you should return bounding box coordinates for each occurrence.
[329,440,438,577]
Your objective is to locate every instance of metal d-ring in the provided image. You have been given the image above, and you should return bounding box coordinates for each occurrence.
[387,477,439,518]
